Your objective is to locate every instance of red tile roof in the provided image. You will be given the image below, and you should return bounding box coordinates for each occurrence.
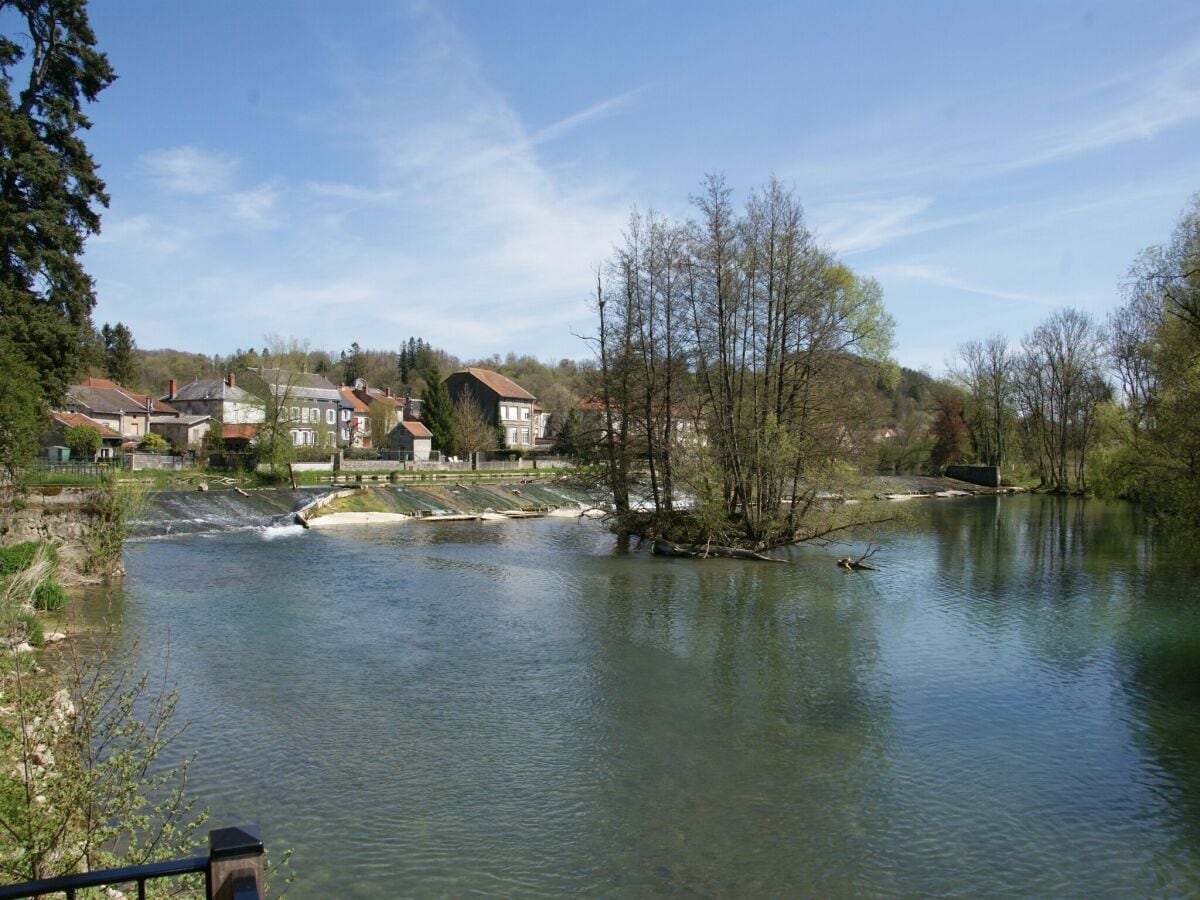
[51,411,123,440]
[400,420,432,439]
[338,386,371,414]
[222,424,259,440]
[454,367,535,401]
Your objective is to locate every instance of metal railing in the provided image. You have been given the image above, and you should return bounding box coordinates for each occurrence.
[0,825,264,900]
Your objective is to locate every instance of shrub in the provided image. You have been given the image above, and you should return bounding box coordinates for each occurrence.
[137,432,169,453]
[33,578,67,612]
[15,610,43,647]
[0,541,56,575]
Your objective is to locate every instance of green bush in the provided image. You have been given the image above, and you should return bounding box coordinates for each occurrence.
[0,541,56,575]
[16,610,44,647]
[137,432,169,453]
[34,578,68,612]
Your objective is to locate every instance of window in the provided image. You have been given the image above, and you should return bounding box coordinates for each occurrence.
[291,406,299,422]
[342,409,351,421]
[521,407,530,421]
[311,407,319,423]
[520,428,529,444]
[508,427,517,445]
[327,408,336,425]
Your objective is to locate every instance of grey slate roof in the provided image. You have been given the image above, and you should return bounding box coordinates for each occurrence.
[66,385,146,415]
[243,368,343,402]
[168,379,254,403]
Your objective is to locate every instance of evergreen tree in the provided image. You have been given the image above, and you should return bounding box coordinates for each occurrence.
[420,364,454,455]
[340,341,364,385]
[0,336,44,480]
[0,0,116,405]
[100,321,137,386]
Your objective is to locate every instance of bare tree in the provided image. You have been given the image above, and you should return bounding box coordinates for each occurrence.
[951,334,1015,468]
[593,175,895,549]
[1014,308,1108,492]
[451,393,496,458]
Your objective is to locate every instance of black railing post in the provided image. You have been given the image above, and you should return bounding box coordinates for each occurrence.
[207,825,264,900]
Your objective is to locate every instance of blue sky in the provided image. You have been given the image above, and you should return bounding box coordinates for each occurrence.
[71,0,1200,372]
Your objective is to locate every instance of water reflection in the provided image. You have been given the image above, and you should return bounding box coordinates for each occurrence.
[71,500,1200,897]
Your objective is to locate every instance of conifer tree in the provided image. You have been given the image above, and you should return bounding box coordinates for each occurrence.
[420,364,455,455]
[100,321,137,386]
[1,0,116,405]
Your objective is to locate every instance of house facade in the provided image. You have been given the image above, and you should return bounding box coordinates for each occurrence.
[149,414,212,448]
[165,375,264,426]
[240,367,347,448]
[338,387,372,448]
[61,378,180,443]
[42,412,125,459]
[389,420,433,461]
[443,368,538,450]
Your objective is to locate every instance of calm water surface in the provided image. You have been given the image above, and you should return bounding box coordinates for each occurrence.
[79,496,1200,897]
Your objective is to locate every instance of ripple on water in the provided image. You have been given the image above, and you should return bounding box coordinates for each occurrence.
[100,501,1200,898]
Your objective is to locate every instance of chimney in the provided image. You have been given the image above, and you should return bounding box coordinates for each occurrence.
[385,387,392,398]
[168,378,177,400]
[228,372,236,389]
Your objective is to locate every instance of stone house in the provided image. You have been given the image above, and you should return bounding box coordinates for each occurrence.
[240,368,348,449]
[389,420,433,461]
[338,387,372,448]
[42,412,125,459]
[165,374,265,426]
[443,368,537,450]
[62,378,180,442]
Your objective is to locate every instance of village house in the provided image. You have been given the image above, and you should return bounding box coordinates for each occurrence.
[389,420,433,461]
[240,367,348,449]
[149,414,212,448]
[41,411,125,460]
[164,374,265,425]
[61,377,180,443]
[337,386,372,448]
[444,368,538,450]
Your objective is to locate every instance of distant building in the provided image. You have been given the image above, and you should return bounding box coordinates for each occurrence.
[240,368,348,448]
[149,414,212,448]
[165,374,264,426]
[444,368,537,450]
[338,386,372,448]
[61,378,180,442]
[41,412,125,460]
[389,420,433,461]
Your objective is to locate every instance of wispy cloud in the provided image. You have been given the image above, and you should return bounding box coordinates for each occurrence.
[876,263,1067,307]
[139,146,238,195]
[530,87,645,145]
[814,196,934,255]
[100,5,636,358]
[995,37,1200,173]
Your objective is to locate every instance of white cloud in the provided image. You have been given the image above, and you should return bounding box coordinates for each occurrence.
[140,146,237,195]
[226,183,280,226]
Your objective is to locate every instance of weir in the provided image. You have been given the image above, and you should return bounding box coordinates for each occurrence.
[133,483,599,537]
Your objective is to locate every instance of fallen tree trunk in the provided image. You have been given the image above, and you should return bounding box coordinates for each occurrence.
[652,540,787,563]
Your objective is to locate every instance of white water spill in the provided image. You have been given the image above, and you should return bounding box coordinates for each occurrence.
[259,523,308,540]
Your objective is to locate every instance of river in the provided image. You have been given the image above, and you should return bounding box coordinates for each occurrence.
[72,493,1200,897]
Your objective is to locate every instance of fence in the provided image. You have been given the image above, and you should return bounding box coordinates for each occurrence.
[26,460,117,485]
[124,452,190,472]
[0,824,265,900]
